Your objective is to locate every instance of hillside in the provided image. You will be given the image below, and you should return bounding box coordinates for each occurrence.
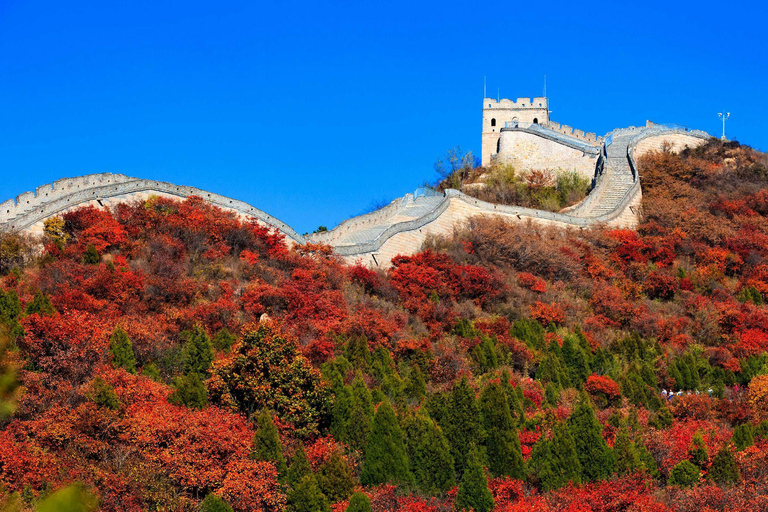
[2,138,768,511]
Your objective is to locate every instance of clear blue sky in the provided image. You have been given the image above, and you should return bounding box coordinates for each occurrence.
[1,0,765,233]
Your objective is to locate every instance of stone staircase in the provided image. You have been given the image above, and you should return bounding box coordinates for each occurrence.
[568,131,637,218]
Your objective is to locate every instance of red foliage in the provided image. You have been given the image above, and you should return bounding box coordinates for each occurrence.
[517,272,547,293]
[585,374,621,399]
[530,301,565,326]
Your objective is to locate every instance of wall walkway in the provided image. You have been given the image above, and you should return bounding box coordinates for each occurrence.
[0,125,712,266]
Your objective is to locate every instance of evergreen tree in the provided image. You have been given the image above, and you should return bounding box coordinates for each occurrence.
[561,334,590,387]
[346,492,371,512]
[316,450,355,504]
[443,377,481,478]
[529,422,582,491]
[648,405,673,429]
[454,448,494,512]
[568,399,615,481]
[25,292,56,316]
[404,364,426,401]
[636,440,660,479]
[200,493,234,512]
[83,243,99,264]
[478,382,525,479]
[344,335,371,370]
[288,475,330,512]
[613,424,641,475]
[404,412,455,495]
[251,409,287,480]
[342,372,374,452]
[212,328,236,351]
[708,446,740,485]
[500,370,524,424]
[733,423,755,451]
[288,444,313,487]
[360,399,412,486]
[108,327,136,374]
[169,373,207,409]
[668,460,700,487]
[90,377,120,410]
[330,384,354,442]
[688,431,708,468]
[181,325,214,375]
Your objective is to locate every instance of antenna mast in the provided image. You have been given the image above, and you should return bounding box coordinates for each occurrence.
[484,76,487,99]
[544,74,547,97]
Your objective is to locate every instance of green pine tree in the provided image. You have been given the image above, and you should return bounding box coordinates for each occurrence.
[454,448,494,512]
[316,449,355,504]
[212,328,236,351]
[404,412,455,495]
[360,399,412,486]
[668,459,700,487]
[708,446,740,485]
[90,377,120,410]
[479,382,525,479]
[733,423,755,451]
[529,422,582,491]
[346,492,371,512]
[200,493,234,512]
[168,373,207,409]
[25,291,56,316]
[181,325,214,375]
[346,372,374,451]
[568,399,615,482]
[613,424,641,475]
[288,475,330,512]
[251,409,288,480]
[688,431,708,468]
[288,444,313,487]
[83,244,100,264]
[561,334,590,387]
[443,377,481,478]
[109,327,136,374]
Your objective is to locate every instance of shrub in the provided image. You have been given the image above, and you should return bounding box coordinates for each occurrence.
[668,460,700,487]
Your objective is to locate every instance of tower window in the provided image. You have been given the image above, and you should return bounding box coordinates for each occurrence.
[491,118,496,127]
[533,118,539,124]
[539,103,542,106]
[488,103,491,107]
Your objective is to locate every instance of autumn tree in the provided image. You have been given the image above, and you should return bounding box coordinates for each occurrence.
[208,324,331,436]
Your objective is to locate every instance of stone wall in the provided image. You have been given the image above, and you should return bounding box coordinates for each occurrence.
[497,129,599,179]
[633,132,709,157]
[0,173,305,244]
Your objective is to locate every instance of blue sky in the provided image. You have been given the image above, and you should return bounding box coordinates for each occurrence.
[1,0,765,233]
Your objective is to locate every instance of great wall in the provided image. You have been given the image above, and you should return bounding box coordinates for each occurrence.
[0,96,713,267]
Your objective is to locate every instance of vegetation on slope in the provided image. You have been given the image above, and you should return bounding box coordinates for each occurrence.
[0,139,768,510]
[433,147,591,212]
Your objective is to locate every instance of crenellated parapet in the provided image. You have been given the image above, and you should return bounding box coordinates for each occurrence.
[0,173,305,244]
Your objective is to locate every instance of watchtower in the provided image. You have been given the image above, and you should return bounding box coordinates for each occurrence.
[482,96,549,166]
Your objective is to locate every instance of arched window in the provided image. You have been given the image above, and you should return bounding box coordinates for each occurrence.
[533,118,539,124]
[491,118,496,127]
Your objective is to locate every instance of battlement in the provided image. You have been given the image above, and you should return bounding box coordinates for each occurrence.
[544,121,601,144]
[483,97,548,110]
